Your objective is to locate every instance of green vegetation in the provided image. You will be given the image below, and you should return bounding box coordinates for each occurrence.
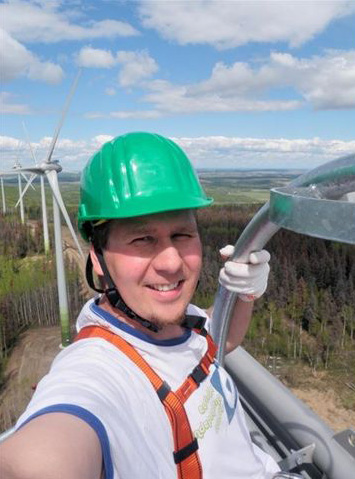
[0,214,85,391]
[1,181,80,219]
[200,169,301,204]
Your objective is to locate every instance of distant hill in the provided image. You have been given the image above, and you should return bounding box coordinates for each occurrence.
[2,171,81,184]
[3,169,306,184]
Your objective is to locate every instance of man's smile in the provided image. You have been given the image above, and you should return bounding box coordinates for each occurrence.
[146,281,183,292]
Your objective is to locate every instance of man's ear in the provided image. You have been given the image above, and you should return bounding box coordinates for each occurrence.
[90,245,104,276]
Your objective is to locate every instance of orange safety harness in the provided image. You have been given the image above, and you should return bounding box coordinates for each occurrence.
[75,323,217,479]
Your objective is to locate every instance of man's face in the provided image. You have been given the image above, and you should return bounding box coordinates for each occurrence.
[99,210,202,332]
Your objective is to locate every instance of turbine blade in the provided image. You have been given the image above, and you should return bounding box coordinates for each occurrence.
[46,170,84,258]
[22,121,38,165]
[15,174,38,208]
[20,172,36,190]
[45,70,81,164]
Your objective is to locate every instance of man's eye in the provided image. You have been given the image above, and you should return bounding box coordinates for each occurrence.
[173,233,192,240]
[131,236,152,244]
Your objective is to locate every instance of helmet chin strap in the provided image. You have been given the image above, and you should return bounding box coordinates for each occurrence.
[86,249,206,333]
[86,248,160,332]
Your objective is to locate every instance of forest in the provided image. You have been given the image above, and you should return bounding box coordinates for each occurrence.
[0,202,354,410]
[194,205,355,375]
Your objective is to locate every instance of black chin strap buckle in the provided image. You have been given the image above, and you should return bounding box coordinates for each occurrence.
[182,314,206,331]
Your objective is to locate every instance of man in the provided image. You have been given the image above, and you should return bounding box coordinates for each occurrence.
[0,132,279,478]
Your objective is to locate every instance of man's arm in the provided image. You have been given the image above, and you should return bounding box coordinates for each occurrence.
[0,413,103,479]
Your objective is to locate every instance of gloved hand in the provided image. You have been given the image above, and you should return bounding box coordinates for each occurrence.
[218,245,271,302]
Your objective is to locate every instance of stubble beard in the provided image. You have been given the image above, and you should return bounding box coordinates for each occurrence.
[148,311,187,329]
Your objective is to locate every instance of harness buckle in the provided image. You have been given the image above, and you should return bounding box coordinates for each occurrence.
[190,364,208,384]
[157,381,171,401]
[173,438,199,464]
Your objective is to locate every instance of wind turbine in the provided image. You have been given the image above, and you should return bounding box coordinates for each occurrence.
[13,160,26,223]
[1,176,6,214]
[2,70,84,347]
[0,157,36,223]
[0,165,34,220]
[18,122,50,254]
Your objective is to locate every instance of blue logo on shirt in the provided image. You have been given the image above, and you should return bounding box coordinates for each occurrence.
[210,364,238,423]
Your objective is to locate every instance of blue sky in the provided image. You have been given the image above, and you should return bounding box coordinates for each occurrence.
[1,0,355,172]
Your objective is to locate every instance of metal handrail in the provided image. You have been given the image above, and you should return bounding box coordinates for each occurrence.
[211,152,355,479]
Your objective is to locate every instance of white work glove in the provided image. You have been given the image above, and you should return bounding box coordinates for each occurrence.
[218,245,271,302]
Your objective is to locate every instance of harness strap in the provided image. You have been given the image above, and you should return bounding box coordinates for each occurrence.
[75,325,217,479]
[175,331,216,403]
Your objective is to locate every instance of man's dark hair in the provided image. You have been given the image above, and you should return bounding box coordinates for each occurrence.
[89,221,113,251]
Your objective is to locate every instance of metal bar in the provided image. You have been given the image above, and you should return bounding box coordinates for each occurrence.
[269,187,355,245]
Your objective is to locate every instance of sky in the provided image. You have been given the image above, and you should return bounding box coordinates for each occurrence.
[1,0,355,172]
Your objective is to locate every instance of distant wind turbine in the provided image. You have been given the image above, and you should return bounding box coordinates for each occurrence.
[19,122,50,254]
[13,160,26,224]
[1,177,6,214]
[0,166,33,221]
[1,70,84,347]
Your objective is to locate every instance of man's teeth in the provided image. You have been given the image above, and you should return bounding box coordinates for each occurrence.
[151,282,179,292]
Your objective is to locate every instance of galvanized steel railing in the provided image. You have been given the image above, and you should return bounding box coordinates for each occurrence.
[211,153,355,479]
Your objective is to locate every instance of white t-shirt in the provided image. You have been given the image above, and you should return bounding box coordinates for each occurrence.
[17,298,279,479]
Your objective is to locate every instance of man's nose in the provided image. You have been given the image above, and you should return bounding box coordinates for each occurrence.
[152,244,183,273]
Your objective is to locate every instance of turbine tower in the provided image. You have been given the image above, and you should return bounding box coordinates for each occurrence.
[1,70,84,346]
[13,160,25,223]
[1,177,6,214]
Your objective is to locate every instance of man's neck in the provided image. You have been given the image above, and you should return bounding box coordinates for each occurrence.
[97,296,186,341]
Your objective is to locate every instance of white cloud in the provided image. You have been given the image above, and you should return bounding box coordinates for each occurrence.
[1,134,354,172]
[139,0,355,49]
[0,29,64,84]
[77,46,116,68]
[173,136,355,169]
[0,92,31,115]
[116,50,158,87]
[110,110,161,119]
[276,51,355,109]
[140,49,355,113]
[80,48,354,118]
[0,1,139,43]
[75,47,158,88]
[144,81,302,113]
[92,135,114,147]
[84,109,161,120]
[0,135,24,151]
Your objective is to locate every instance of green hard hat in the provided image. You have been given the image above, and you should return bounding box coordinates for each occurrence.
[78,132,213,240]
